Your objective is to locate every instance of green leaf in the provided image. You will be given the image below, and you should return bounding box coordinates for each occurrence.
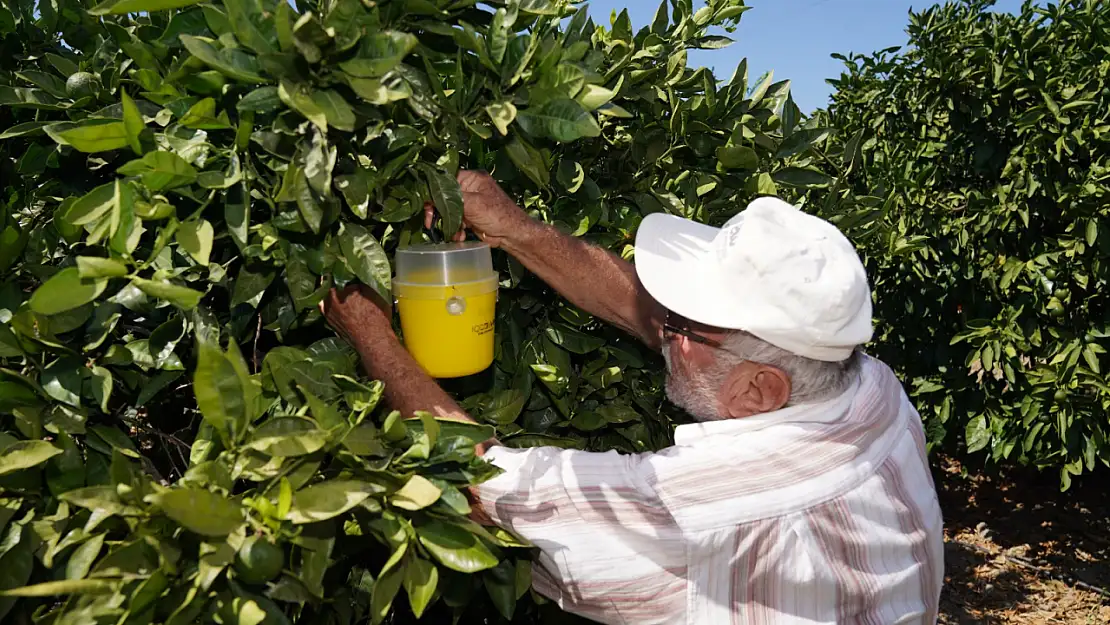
[545,324,605,353]
[965,415,990,453]
[488,7,513,65]
[0,121,53,139]
[88,366,113,413]
[288,480,380,524]
[0,579,116,597]
[224,0,276,54]
[278,80,327,131]
[484,560,517,620]
[775,128,831,159]
[0,382,41,413]
[338,223,392,301]
[16,71,67,98]
[392,475,442,511]
[403,558,438,619]
[42,359,82,407]
[556,160,585,193]
[692,35,734,49]
[45,120,129,153]
[237,86,282,113]
[303,134,336,197]
[344,72,412,105]
[482,390,527,425]
[419,166,465,238]
[312,90,357,132]
[505,138,549,187]
[370,544,406,624]
[131,278,203,310]
[576,84,617,111]
[91,426,140,459]
[231,264,276,308]
[519,0,561,15]
[29,268,107,316]
[63,183,116,226]
[717,145,759,170]
[335,169,372,219]
[339,31,418,78]
[89,0,202,15]
[0,227,24,274]
[485,101,517,136]
[417,519,499,573]
[180,35,265,83]
[176,219,214,266]
[302,387,345,430]
[246,417,328,456]
[772,167,833,188]
[117,151,198,191]
[65,533,105,580]
[77,257,129,279]
[194,341,248,445]
[120,91,144,155]
[180,98,229,129]
[0,440,62,476]
[516,98,601,142]
[155,488,244,537]
[747,69,774,107]
[651,0,669,33]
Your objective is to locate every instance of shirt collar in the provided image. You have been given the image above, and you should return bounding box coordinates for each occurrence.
[672,374,861,446]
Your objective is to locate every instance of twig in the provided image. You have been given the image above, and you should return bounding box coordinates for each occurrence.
[157,438,184,483]
[141,427,192,453]
[253,313,262,374]
[140,456,167,486]
[948,538,1110,598]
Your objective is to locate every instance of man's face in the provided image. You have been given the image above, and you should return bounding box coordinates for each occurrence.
[661,313,731,422]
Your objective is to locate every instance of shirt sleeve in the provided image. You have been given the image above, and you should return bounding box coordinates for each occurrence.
[474,445,686,618]
[476,445,665,530]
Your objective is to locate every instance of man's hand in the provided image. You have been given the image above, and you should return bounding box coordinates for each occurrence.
[318,284,393,346]
[425,170,533,247]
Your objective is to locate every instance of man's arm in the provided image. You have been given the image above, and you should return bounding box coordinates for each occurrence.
[437,171,666,350]
[318,286,494,454]
[502,220,664,350]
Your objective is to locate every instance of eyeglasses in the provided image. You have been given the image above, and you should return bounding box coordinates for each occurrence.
[662,311,723,349]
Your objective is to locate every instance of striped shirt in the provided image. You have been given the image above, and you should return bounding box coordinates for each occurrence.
[476,354,944,624]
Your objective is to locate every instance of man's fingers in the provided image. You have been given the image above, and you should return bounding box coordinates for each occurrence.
[423,202,434,230]
[318,287,337,315]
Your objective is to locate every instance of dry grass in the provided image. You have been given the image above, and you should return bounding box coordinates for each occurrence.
[935,455,1110,624]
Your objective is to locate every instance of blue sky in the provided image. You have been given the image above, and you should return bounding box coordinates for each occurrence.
[585,0,1029,112]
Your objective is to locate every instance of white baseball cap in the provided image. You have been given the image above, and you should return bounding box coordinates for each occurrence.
[633,196,873,362]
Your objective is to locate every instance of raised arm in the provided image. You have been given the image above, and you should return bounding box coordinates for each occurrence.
[432,171,665,350]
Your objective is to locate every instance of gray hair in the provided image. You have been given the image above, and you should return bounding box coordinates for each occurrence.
[716,331,861,405]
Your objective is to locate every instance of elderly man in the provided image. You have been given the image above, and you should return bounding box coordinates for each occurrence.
[320,170,945,624]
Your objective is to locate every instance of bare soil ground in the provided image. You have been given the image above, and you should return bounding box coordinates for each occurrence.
[934,455,1110,624]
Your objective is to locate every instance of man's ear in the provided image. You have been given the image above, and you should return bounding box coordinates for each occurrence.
[720,362,792,419]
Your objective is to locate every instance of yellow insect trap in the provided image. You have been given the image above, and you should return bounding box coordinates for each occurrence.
[393,242,498,378]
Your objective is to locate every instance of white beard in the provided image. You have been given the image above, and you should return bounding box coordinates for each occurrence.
[662,347,725,422]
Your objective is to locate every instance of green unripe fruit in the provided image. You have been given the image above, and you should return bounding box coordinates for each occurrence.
[65,72,99,99]
[1044,268,1057,279]
[1046,297,1065,317]
[1053,389,1068,402]
[234,536,284,585]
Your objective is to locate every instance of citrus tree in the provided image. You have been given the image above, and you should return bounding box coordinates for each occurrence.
[0,0,857,621]
[825,0,1110,489]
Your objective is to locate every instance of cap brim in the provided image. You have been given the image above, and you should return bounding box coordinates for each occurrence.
[634,213,731,327]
